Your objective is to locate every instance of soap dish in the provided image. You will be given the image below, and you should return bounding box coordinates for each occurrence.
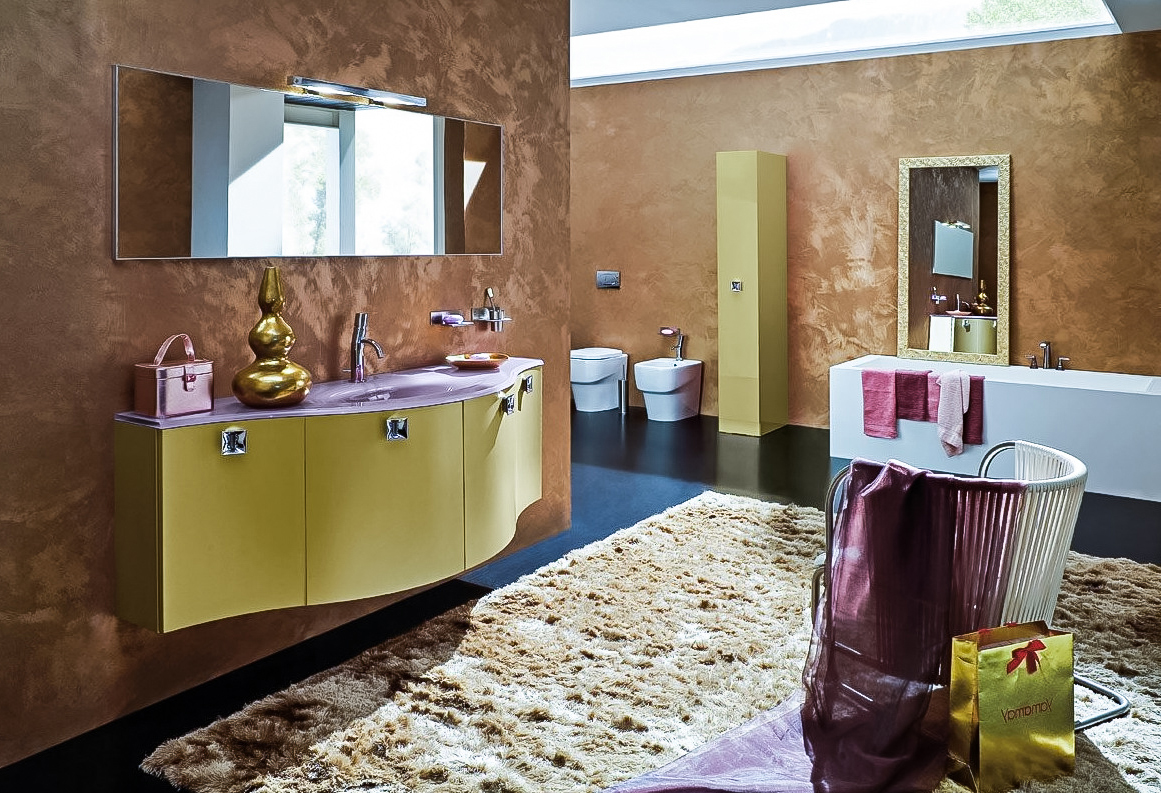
[446,352,508,370]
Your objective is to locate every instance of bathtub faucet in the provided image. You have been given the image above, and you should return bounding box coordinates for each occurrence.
[1039,340,1052,370]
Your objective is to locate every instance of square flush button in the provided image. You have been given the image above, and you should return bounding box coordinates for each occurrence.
[596,270,621,289]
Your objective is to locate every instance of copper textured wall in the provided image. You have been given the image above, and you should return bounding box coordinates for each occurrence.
[0,0,570,766]
[571,33,1161,427]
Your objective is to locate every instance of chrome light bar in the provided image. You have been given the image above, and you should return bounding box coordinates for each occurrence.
[287,75,427,108]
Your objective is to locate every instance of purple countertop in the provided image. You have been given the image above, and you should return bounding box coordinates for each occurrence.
[116,356,544,429]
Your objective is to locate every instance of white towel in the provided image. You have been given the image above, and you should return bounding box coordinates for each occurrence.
[937,369,971,456]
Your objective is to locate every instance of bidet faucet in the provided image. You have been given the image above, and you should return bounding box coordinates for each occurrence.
[348,312,384,383]
[660,326,685,361]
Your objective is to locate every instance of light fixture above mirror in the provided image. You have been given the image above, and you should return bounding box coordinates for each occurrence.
[897,154,1010,366]
[114,66,502,260]
[286,75,426,108]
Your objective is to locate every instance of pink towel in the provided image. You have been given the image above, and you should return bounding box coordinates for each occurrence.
[861,369,897,438]
[896,370,931,421]
[927,373,985,447]
[926,372,942,420]
[964,375,984,445]
[937,370,971,456]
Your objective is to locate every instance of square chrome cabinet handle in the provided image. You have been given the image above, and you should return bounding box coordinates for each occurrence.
[221,427,248,456]
[385,417,409,441]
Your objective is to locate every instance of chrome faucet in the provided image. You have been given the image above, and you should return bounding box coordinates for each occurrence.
[1039,340,1052,370]
[348,312,384,383]
[660,326,685,361]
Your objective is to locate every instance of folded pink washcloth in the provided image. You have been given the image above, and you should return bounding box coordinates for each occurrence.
[896,370,931,421]
[862,369,897,438]
[937,370,972,456]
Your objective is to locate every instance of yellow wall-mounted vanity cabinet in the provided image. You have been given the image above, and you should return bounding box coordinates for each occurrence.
[114,360,543,632]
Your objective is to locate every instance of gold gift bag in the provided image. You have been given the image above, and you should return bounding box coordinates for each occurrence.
[948,621,1074,793]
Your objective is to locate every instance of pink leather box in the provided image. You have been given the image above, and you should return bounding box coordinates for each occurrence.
[134,334,214,418]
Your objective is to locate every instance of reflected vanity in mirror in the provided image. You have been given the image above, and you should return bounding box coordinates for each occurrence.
[114,66,502,259]
[897,154,1010,365]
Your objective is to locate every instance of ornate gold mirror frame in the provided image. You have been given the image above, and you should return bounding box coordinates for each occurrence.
[897,154,1010,366]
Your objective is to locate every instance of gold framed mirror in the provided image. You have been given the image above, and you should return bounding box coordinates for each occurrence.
[897,154,1010,365]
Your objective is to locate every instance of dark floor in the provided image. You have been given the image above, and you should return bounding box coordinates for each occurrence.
[1,408,1155,790]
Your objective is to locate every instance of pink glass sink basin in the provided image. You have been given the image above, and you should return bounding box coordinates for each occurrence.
[340,382,456,403]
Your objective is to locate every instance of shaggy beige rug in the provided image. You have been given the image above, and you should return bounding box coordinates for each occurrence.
[144,491,1161,793]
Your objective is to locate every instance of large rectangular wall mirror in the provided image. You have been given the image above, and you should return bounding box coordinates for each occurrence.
[114,65,503,260]
[897,154,1010,365]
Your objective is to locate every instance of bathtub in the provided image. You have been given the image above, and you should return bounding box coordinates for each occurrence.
[830,354,1161,501]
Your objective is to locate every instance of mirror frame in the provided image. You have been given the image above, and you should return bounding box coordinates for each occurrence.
[897,154,1011,366]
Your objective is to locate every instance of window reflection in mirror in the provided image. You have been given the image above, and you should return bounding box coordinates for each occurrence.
[114,65,502,260]
[931,221,974,279]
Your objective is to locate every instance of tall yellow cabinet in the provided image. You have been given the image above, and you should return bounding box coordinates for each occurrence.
[716,150,788,436]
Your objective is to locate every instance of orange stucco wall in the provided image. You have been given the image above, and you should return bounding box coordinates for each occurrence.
[571,33,1161,427]
[0,0,570,766]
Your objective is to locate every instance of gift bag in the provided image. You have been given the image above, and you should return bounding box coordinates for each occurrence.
[948,621,1074,793]
[134,334,214,418]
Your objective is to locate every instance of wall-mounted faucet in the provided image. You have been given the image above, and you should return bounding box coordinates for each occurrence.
[660,326,685,361]
[931,286,947,310]
[348,312,384,383]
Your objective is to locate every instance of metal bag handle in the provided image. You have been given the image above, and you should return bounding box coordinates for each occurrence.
[151,333,197,366]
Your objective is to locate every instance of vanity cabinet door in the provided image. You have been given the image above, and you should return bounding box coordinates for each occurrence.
[114,418,307,633]
[464,366,543,567]
[304,402,465,605]
[514,368,543,513]
[463,387,518,568]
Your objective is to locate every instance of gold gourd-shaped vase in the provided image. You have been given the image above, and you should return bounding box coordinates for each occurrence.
[232,266,313,407]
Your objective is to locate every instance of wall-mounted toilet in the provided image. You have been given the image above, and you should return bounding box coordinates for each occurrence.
[635,358,703,421]
[570,348,628,412]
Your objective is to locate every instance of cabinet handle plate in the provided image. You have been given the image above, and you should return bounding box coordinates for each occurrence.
[385,417,409,441]
[221,427,247,456]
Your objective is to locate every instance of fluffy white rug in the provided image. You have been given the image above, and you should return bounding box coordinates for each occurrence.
[144,492,1161,793]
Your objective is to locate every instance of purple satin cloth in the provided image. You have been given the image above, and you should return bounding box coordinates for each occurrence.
[606,460,1025,793]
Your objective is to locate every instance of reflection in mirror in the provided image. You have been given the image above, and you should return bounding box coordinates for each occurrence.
[932,221,974,278]
[114,66,502,259]
[897,155,1009,365]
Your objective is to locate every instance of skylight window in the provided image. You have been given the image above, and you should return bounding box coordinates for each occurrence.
[571,0,1118,86]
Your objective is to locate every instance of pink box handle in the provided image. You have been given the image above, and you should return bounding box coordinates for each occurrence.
[152,333,199,388]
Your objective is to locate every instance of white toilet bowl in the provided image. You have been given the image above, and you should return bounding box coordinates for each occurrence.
[634,358,703,421]
[570,347,628,412]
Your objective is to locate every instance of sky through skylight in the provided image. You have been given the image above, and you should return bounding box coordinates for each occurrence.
[571,0,1118,86]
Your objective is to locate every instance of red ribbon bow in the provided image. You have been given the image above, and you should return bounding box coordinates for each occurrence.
[1006,639,1047,675]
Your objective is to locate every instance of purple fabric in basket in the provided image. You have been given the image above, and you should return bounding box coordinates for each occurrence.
[606,459,1025,793]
